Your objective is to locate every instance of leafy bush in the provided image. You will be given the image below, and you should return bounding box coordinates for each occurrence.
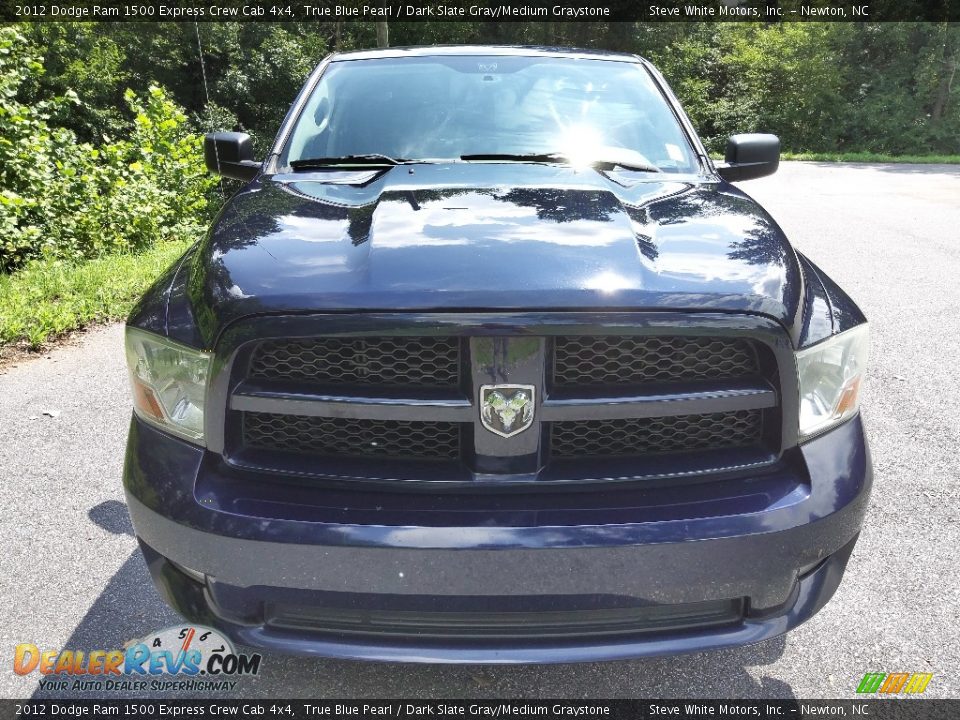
[0,27,216,273]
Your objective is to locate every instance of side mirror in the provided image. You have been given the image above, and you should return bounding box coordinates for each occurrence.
[716,134,780,182]
[204,132,260,181]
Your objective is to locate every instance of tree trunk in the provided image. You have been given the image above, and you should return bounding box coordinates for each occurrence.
[376,21,389,48]
[931,26,960,123]
[931,57,957,122]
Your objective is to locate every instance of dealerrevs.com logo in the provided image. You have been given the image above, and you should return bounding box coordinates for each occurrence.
[14,625,262,693]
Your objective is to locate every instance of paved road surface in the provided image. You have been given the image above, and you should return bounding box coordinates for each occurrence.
[1,162,958,699]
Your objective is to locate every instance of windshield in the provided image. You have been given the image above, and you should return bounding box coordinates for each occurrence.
[281,55,699,173]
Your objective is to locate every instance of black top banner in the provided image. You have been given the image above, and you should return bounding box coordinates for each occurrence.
[3,700,959,720]
[4,0,959,23]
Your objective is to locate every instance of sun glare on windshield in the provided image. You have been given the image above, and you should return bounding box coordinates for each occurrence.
[556,123,608,169]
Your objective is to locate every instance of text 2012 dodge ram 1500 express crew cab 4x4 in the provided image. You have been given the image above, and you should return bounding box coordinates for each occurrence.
[124,46,871,663]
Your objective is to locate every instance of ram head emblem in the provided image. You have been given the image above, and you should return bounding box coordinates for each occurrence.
[480,384,535,438]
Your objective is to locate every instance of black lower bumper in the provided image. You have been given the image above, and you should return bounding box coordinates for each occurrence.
[139,532,859,663]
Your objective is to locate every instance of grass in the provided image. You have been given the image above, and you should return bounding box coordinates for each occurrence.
[0,239,192,350]
[781,151,960,164]
[711,151,960,164]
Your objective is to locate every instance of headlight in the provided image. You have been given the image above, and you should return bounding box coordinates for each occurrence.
[125,327,211,444]
[797,324,869,440]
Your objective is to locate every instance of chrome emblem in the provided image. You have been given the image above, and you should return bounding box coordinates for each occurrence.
[480,384,535,438]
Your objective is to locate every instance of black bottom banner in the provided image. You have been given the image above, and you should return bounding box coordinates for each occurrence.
[2,700,956,720]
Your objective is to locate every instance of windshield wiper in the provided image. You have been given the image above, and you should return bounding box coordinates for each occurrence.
[597,158,663,173]
[290,154,407,169]
[460,152,566,164]
[460,151,661,173]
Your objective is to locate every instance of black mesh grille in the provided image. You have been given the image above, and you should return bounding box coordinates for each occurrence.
[266,598,745,640]
[550,410,763,458]
[553,336,759,386]
[249,337,460,388]
[234,331,777,477]
[243,412,461,461]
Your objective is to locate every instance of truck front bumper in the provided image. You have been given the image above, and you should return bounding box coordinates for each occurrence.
[124,415,871,663]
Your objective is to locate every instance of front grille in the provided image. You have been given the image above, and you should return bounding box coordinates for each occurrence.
[550,410,763,458]
[553,336,759,386]
[243,412,461,461]
[249,337,460,388]
[266,598,745,640]
[228,327,783,482]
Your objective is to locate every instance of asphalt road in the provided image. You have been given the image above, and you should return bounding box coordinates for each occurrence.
[1,162,958,700]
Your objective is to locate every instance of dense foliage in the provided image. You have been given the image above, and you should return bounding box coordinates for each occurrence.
[17,21,960,157]
[0,26,215,272]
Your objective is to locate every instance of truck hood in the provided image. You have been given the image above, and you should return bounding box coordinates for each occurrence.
[190,163,802,340]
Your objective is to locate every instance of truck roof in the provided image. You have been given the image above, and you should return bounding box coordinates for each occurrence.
[329,45,645,63]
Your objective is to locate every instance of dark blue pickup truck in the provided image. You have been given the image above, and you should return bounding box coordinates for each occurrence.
[123,46,871,663]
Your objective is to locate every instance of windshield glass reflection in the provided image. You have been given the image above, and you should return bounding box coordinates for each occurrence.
[283,56,698,174]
